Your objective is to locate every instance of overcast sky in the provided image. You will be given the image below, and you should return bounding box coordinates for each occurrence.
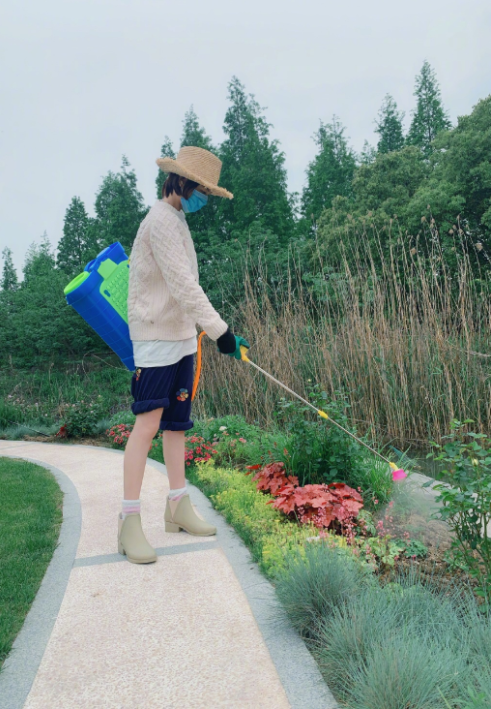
[1,0,490,274]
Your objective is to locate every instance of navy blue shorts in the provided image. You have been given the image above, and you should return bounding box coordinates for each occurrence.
[130,355,194,432]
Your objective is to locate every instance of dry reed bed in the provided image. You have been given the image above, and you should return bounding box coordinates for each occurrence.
[194,230,491,448]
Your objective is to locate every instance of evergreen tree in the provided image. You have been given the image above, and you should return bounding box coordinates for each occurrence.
[94,156,148,252]
[353,146,428,217]
[57,197,94,275]
[301,117,357,224]
[407,61,451,157]
[218,77,295,241]
[155,137,176,198]
[23,233,56,286]
[4,234,101,366]
[180,107,218,239]
[180,106,214,150]
[360,141,377,165]
[375,94,405,153]
[409,95,491,242]
[1,247,18,291]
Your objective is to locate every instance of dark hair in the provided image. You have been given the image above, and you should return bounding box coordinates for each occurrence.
[162,172,199,199]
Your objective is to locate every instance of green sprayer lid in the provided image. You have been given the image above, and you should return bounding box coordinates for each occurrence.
[64,270,90,296]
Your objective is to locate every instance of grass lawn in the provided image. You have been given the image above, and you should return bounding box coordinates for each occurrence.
[0,458,62,670]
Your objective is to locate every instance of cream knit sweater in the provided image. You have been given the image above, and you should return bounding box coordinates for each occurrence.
[128,200,228,342]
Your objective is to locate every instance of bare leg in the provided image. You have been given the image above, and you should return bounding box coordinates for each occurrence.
[162,430,186,490]
[124,409,163,499]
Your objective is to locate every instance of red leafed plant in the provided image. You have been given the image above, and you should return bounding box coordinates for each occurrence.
[246,461,299,495]
[274,482,363,533]
[247,462,363,536]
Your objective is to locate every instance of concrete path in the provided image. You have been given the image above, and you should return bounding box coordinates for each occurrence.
[0,441,336,709]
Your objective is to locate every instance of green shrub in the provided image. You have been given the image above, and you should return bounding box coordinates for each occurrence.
[274,388,362,486]
[213,429,289,470]
[109,410,136,427]
[0,400,24,428]
[193,415,262,443]
[63,396,105,438]
[274,387,393,506]
[429,420,491,598]
[191,414,290,472]
[347,455,393,508]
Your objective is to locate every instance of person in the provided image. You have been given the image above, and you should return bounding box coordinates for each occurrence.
[118,146,249,564]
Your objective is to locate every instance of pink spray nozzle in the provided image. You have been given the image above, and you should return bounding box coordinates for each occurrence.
[392,468,407,481]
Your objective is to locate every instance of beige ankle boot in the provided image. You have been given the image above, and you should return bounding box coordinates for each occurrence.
[164,495,216,536]
[118,513,157,564]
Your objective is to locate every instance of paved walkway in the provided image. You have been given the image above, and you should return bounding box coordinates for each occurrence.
[0,441,336,709]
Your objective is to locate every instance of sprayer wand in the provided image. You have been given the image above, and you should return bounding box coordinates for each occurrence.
[239,346,406,480]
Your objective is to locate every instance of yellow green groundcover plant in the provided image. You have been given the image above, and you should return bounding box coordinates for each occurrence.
[186,459,352,577]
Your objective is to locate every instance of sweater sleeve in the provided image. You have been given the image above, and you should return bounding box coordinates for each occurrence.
[149,213,228,341]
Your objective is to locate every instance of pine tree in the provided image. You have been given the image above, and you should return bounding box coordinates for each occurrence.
[302,117,357,224]
[57,197,94,275]
[155,137,176,198]
[375,94,405,153]
[218,77,294,240]
[180,106,214,150]
[179,107,218,239]
[23,233,56,285]
[360,141,377,165]
[408,61,451,157]
[94,156,148,252]
[1,247,18,291]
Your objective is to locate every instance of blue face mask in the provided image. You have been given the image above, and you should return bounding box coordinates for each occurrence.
[181,189,208,214]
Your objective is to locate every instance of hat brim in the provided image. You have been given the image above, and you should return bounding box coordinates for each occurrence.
[156,157,233,199]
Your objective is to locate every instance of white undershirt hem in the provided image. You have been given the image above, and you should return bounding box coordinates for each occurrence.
[132,336,198,368]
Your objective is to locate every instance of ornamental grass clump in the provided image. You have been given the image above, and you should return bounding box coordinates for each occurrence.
[274,542,370,638]
[277,542,491,708]
[317,582,470,709]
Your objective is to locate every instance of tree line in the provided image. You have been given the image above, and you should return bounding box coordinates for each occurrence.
[1,63,491,368]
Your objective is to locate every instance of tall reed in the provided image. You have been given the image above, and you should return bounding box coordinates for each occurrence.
[194,222,491,448]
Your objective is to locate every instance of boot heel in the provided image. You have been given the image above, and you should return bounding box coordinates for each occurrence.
[165,522,181,533]
[118,539,125,555]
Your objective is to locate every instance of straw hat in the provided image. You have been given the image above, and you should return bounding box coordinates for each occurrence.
[156,146,233,199]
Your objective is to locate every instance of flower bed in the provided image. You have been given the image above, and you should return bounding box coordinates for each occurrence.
[186,460,351,577]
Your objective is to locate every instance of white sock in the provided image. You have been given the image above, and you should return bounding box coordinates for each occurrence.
[168,486,188,502]
[122,499,141,518]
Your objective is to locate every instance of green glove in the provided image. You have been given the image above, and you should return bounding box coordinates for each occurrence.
[217,329,250,360]
[230,335,250,360]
